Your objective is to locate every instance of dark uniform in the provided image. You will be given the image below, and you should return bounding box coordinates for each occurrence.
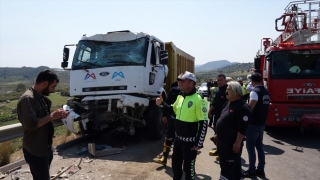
[163,85,180,146]
[246,85,270,174]
[162,88,208,180]
[207,81,213,96]
[154,82,180,166]
[212,84,228,132]
[216,99,252,180]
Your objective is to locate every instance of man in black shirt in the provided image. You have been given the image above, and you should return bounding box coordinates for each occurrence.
[242,73,270,178]
[209,74,228,158]
[154,81,180,166]
[214,81,252,180]
[207,78,214,97]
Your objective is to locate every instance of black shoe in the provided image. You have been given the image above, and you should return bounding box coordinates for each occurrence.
[256,169,265,177]
[242,170,257,177]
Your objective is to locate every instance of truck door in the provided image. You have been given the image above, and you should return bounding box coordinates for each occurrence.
[147,41,166,95]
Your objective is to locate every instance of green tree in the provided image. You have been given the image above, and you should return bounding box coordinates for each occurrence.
[16,83,26,92]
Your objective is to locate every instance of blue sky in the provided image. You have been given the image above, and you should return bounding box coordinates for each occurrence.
[0,0,294,68]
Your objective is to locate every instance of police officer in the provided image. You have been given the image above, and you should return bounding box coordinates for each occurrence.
[154,81,180,166]
[156,71,208,180]
[208,81,218,127]
[214,81,252,180]
[207,78,214,97]
[246,74,254,92]
[209,74,228,158]
[237,77,249,101]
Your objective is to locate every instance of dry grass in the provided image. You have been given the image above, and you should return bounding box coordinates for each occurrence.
[10,149,23,162]
[3,123,81,166]
[52,131,79,147]
[0,141,14,166]
[8,132,80,164]
[52,123,81,146]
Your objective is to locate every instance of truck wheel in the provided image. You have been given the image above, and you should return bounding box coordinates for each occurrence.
[79,121,94,134]
[148,101,165,140]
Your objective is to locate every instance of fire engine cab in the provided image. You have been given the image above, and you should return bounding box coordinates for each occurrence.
[254,0,320,130]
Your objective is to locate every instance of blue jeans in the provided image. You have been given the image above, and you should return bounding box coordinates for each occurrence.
[246,124,265,173]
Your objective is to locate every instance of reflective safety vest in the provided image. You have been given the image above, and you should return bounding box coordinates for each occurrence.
[173,93,208,123]
[209,87,216,104]
[242,84,249,95]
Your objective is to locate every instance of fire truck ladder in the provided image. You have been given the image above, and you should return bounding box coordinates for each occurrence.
[273,0,320,46]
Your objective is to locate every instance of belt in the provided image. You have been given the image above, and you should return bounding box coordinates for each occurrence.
[176,136,196,142]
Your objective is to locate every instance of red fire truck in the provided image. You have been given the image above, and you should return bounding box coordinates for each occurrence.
[254,0,320,130]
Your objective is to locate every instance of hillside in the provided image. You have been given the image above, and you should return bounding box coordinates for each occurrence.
[196,62,253,81]
[0,62,253,94]
[195,60,237,72]
[0,67,69,94]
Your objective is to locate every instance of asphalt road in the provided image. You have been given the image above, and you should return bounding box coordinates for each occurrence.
[4,125,320,180]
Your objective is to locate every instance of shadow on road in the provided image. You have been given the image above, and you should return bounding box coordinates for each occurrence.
[264,144,285,155]
[265,127,320,150]
[241,158,248,168]
[156,165,173,178]
[241,177,270,180]
[56,128,166,163]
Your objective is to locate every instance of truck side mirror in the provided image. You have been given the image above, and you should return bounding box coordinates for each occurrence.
[61,61,68,68]
[63,47,70,62]
[160,50,168,65]
[61,47,70,68]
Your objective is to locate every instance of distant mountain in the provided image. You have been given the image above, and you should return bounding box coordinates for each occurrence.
[195,60,238,72]
[195,65,202,68]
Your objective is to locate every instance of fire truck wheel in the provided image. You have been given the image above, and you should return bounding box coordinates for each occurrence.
[147,100,165,140]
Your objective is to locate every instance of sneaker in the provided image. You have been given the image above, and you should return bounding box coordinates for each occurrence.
[242,170,257,177]
[256,169,265,177]
[209,149,219,156]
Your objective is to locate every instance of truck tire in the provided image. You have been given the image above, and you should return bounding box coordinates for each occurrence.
[147,100,165,140]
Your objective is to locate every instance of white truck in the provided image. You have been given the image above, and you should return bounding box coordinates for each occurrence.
[61,30,194,139]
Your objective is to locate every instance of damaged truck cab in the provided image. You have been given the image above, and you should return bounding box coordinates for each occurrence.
[61,30,170,139]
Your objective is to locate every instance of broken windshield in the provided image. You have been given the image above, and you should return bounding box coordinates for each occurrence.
[270,50,320,79]
[72,37,148,70]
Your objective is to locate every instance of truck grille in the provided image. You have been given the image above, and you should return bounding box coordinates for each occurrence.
[83,99,118,109]
[83,86,127,92]
[289,107,320,118]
